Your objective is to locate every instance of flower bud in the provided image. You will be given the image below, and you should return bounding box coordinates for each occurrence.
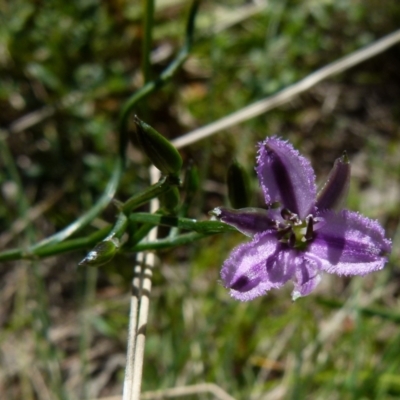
[227,160,251,209]
[78,237,119,267]
[132,116,183,176]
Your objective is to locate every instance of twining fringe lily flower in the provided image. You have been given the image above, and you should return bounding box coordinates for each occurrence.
[212,137,391,301]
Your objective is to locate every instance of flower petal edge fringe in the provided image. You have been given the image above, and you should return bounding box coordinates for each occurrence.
[212,137,391,301]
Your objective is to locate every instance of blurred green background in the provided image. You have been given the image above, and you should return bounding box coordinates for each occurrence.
[1,0,400,399]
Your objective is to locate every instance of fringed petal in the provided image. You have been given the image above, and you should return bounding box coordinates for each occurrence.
[211,207,277,237]
[221,232,280,301]
[256,137,316,219]
[306,210,391,275]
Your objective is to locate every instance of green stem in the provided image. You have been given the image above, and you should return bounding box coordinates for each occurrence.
[126,222,155,249]
[36,158,123,248]
[130,231,211,252]
[125,213,163,249]
[0,227,111,262]
[0,159,121,262]
[0,211,233,261]
[0,1,202,264]
[129,212,235,234]
[0,175,177,263]
[105,212,128,240]
[119,0,201,160]
[122,175,177,213]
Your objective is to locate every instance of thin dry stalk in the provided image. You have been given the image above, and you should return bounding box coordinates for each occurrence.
[122,263,141,399]
[97,382,237,400]
[172,28,400,149]
[122,167,160,400]
[140,383,237,400]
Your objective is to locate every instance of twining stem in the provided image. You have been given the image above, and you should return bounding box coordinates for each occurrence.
[129,212,235,234]
[0,214,233,262]
[130,231,212,252]
[0,176,173,262]
[37,158,123,248]
[0,0,202,264]
[0,227,111,262]
[118,0,201,161]
[0,160,121,261]
[108,212,128,239]
[122,176,178,214]
[126,221,157,249]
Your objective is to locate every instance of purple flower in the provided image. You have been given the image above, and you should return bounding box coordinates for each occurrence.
[212,137,391,301]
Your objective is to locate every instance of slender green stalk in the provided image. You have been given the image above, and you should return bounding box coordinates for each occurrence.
[36,158,123,248]
[0,0,203,264]
[141,0,155,83]
[0,160,121,261]
[0,176,180,262]
[118,0,201,160]
[105,212,128,241]
[125,222,156,249]
[0,227,111,262]
[131,231,211,252]
[129,212,235,233]
[122,175,178,213]
[0,211,233,261]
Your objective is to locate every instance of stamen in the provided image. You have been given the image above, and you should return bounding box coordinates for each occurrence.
[305,216,314,241]
[281,208,292,220]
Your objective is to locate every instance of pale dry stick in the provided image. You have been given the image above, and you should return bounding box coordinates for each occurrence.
[140,382,237,400]
[123,166,160,400]
[95,382,237,400]
[122,263,142,399]
[130,256,154,399]
[172,28,400,150]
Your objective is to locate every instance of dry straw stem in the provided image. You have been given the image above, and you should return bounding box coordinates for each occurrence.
[98,382,237,400]
[140,383,237,400]
[122,167,160,400]
[172,28,400,149]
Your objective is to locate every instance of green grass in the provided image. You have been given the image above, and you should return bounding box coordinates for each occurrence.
[1,0,400,399]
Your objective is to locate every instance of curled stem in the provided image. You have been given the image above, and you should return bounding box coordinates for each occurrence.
[122,175,179,214]
[0,227,111,262]
[118,0,201,161]
[129,212,235,234]
[130,232,211,252]
[37,158,123,248]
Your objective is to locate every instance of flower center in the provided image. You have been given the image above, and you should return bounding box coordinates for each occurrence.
[276,209,314,250]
